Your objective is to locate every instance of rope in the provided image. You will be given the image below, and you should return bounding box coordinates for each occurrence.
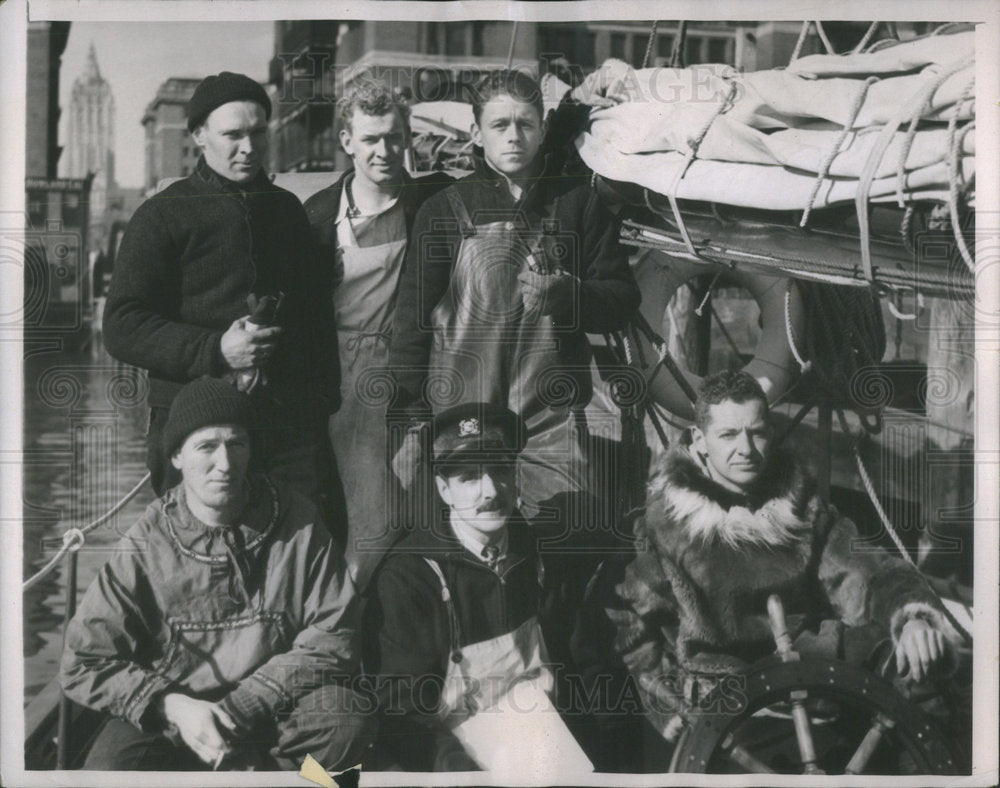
[835,409,974,646]
[802,282,886,400]
[800,77,878,228]
[784,281,811,373]
[813,20,836,55]
[670,21,687,69]
[642,20,659,68]
[506,21,518,70]
[23,471,152,592]
[789,21,811,64]
[693,271,722,316]
[895,113,922,208]
[854,54,974,286]
[899,205,916,254]
[886,294,917,321]
[835,408,910,561]
[852,22,880,53]
[946,78,976,275]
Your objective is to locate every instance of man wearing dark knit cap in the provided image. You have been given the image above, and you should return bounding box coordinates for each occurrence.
[60,377,373,771]
[103,71,340,513]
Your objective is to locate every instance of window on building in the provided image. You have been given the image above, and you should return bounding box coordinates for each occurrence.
[472,21,485,57]
[707,36,733,64]
[657,34,675,62]
[445,23,467,56]
[181,165,189,176]
[684,35,702,65]
[425,22,439,55]
[610,32,627,61]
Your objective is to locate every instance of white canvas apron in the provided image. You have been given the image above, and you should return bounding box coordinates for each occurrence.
[330,201,407,586]
[423,557,593,778]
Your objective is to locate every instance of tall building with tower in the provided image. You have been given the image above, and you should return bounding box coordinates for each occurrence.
[61,43,116,252]
[63,44,116,182]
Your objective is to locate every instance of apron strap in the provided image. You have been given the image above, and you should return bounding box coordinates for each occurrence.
[423,558,463,660]
[445,188,477,238]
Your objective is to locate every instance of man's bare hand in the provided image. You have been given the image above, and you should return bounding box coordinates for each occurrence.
[518,270,575,317]
[895,618,950,683]
[391,426,425,490]
[220,316,283,370]
[161,692,237,765]
[570,58,633,108]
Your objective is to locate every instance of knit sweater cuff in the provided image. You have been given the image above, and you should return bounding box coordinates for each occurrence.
[218,680,279,736]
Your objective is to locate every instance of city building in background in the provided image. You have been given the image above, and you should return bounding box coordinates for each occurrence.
[268,20,341,172]
[265,19,871,173]
[23,21,93,347]
[26,21,71,180]
[62,44,117,252]
[141,77,201,192]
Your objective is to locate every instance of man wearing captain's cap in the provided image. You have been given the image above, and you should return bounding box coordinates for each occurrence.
[363,402,594,774]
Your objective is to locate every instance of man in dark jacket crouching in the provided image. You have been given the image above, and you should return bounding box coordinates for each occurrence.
[60,377,374,771]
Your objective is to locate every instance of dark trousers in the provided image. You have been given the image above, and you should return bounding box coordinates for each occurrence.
[83,685,375,771]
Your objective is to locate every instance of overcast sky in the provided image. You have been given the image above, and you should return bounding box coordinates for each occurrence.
[58,22,275,188]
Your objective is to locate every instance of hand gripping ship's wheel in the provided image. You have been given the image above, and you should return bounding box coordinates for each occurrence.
[669,596,961,776]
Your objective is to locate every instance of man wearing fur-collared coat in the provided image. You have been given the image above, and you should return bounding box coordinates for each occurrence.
[575,371,958,757]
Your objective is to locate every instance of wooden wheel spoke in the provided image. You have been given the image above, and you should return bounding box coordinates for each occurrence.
[725,743,776,774]
[845,713,895,775]
[789,689,826,775]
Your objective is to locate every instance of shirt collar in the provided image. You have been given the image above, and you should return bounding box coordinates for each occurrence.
[335,170,404,226]
[449,516,510,565]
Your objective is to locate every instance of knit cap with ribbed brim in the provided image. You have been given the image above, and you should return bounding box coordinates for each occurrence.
[163,377,257,457]
[186,71,271,132]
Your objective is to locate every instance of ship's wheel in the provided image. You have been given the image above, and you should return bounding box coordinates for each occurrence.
[669,596,963,776]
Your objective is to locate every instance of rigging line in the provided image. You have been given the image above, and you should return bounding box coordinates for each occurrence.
[23,471,152,592]
[852,21,880,53]
[642,20,659,69]
[789,21,811,64]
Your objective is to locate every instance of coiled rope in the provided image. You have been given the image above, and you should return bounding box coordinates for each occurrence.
[23,471,151,592]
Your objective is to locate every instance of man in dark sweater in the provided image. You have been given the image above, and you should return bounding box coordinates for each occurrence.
[104,72,339,508]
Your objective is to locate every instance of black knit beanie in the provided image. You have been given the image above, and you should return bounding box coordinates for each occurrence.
[186,71,271,132]
[163,377,257,457]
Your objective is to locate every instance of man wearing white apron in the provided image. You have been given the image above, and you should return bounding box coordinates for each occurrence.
[364,402,594,777]
[304,79,453,588]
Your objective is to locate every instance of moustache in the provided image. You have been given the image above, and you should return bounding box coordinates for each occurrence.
[476,499,506,515]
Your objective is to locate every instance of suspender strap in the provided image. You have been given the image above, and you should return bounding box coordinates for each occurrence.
[423,558,463,658]
[445,188,476,238]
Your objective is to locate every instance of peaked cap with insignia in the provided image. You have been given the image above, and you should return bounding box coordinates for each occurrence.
[431,402,526,465]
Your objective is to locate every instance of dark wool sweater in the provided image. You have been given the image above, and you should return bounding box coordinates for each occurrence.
[103,157,339,417]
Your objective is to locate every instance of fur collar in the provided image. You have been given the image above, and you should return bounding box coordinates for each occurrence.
[646,440,817,551]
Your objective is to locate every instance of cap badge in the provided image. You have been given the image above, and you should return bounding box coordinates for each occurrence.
[458,418,481,437]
